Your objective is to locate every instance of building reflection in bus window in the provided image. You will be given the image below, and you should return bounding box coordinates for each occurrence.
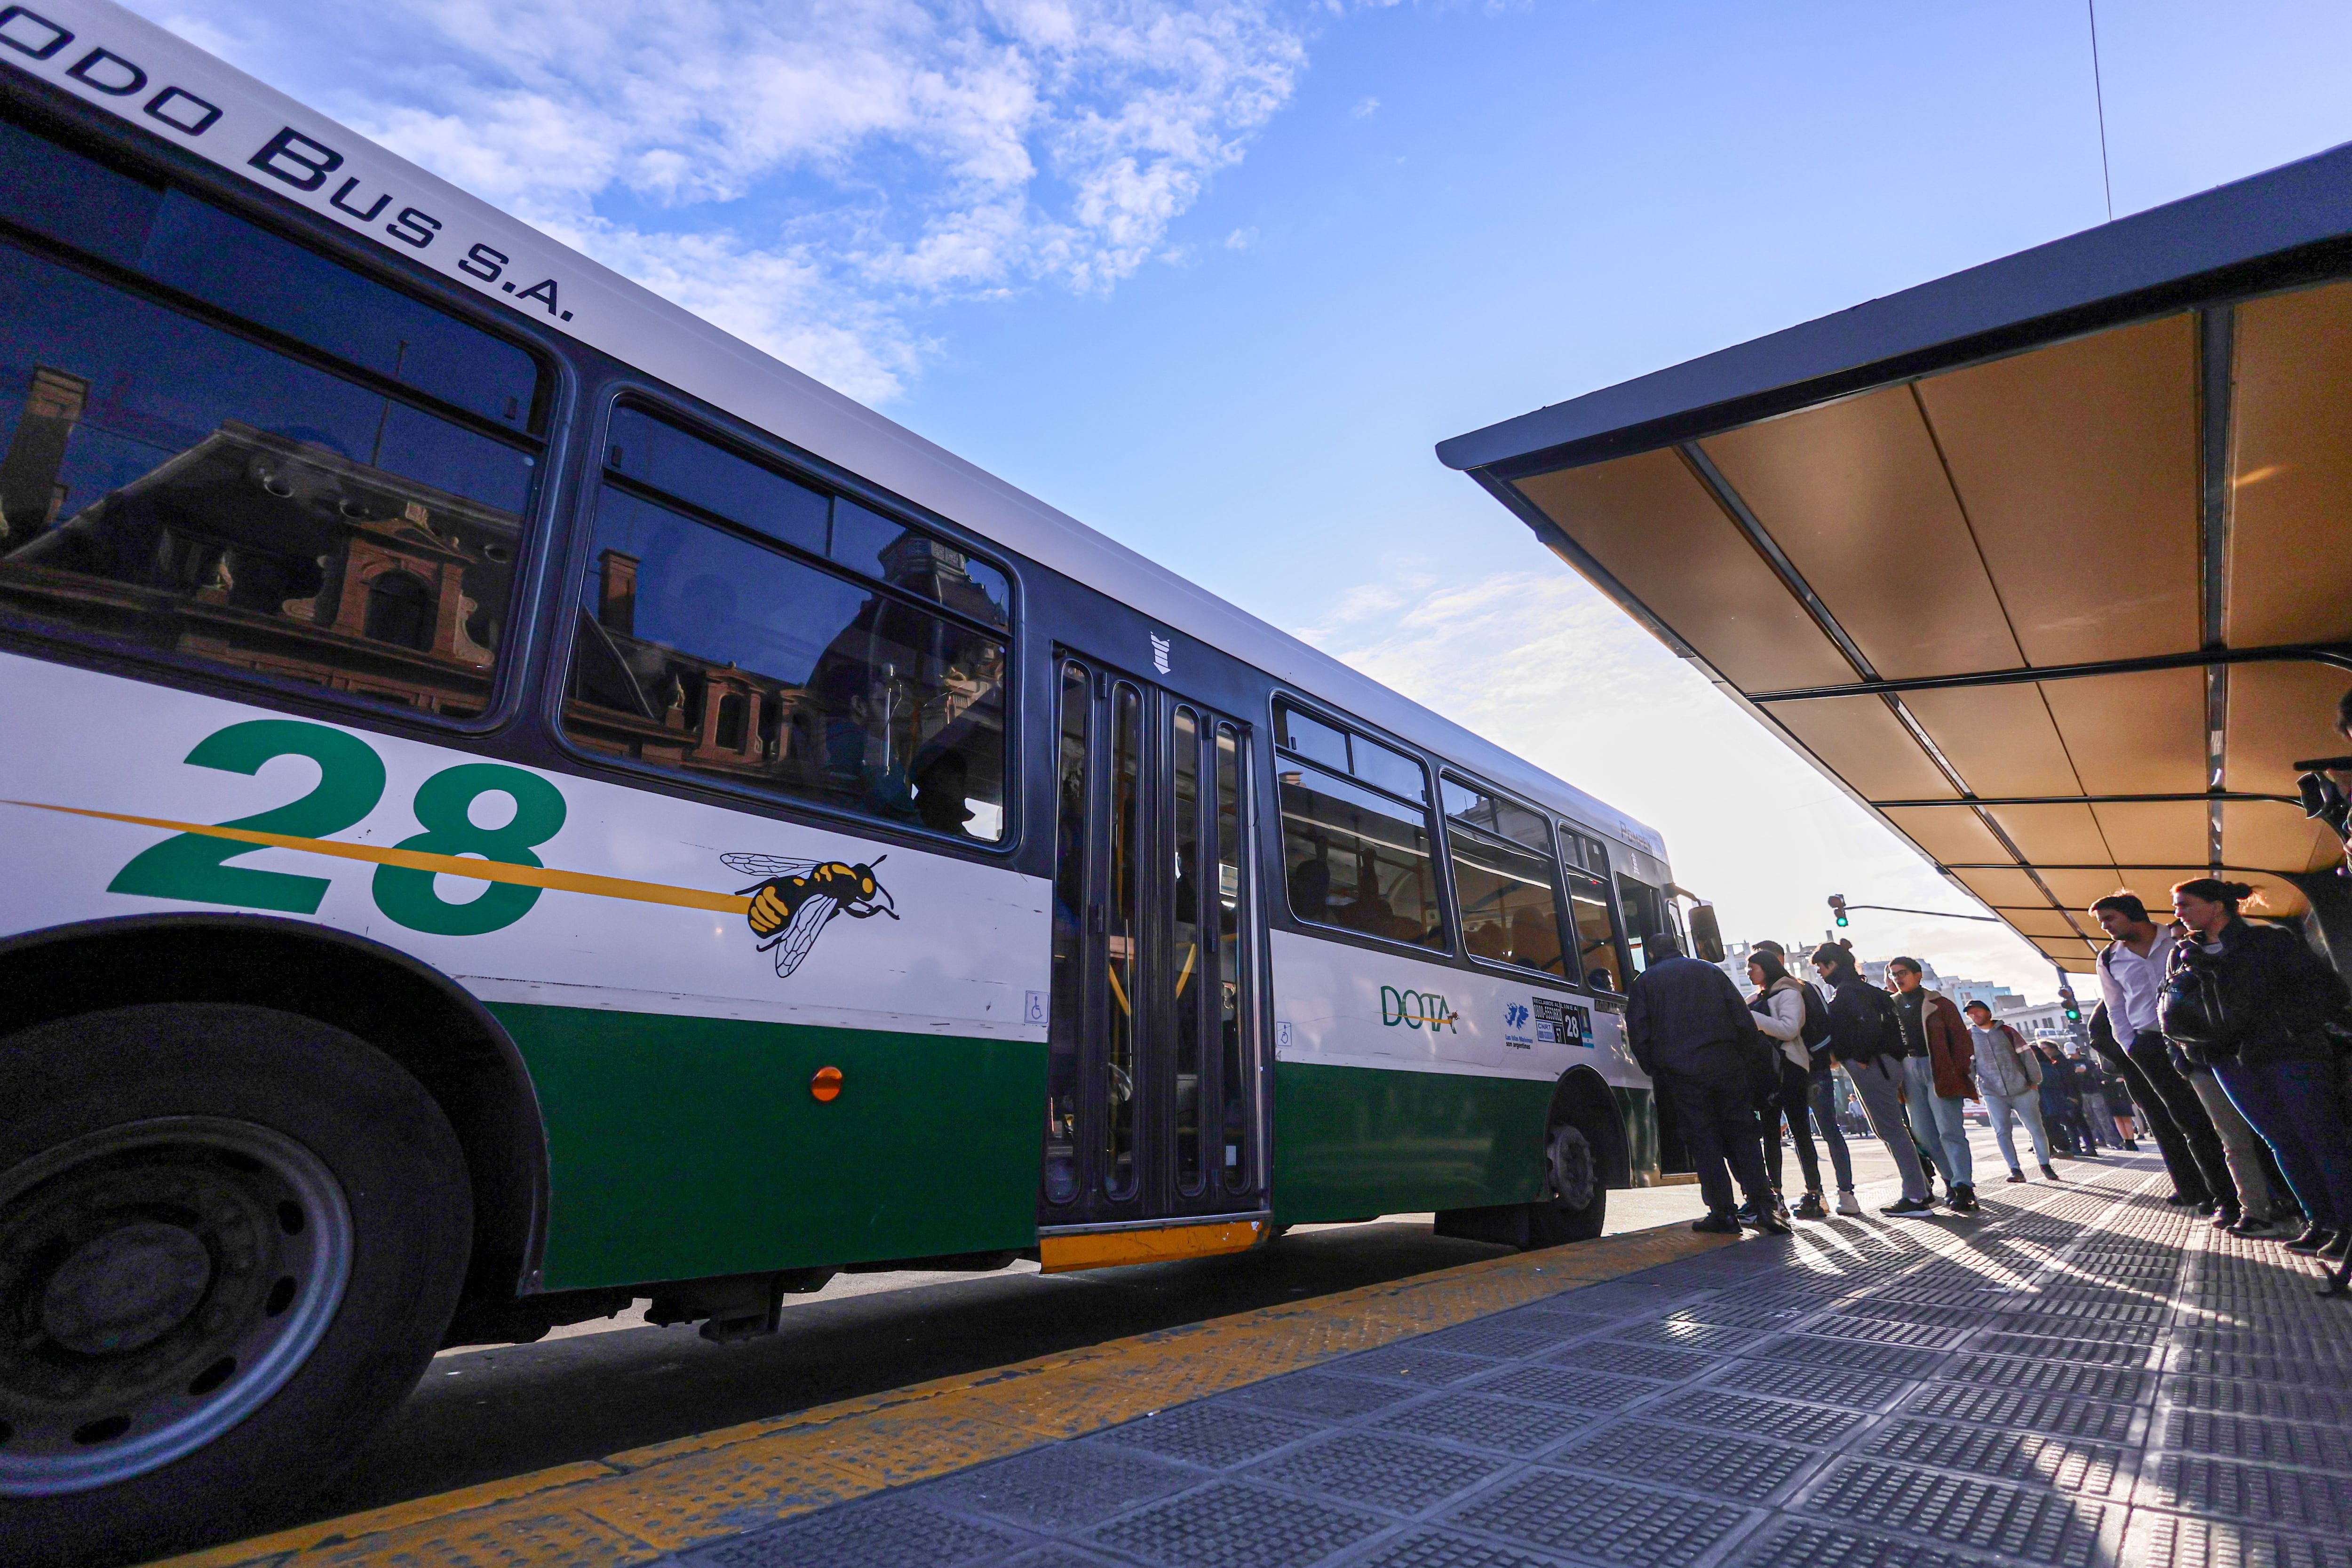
[0,138,534,717]
[565,421,1007,841]
[1441,779,1566,976]
[1277,760,1443,949]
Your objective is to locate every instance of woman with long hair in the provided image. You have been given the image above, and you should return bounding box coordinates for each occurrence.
[1808,940,1937,1216]
[2164,878,2352,1281]
[1748,949,1827,1220]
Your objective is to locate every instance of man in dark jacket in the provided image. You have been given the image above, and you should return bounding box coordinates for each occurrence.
[1627,931,1788,1236]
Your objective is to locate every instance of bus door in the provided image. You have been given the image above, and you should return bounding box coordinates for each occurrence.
[1041,653,1265,1231]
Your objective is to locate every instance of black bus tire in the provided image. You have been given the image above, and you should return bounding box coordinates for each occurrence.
[1525,1114,1608,1248]
[0,1003,472,1566]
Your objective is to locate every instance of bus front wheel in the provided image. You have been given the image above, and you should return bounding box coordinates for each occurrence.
[1525,1116,1607,1247]
[0,1003,471,1566]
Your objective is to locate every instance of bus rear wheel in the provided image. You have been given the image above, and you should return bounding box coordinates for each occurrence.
[1525,1116,1607,1248]
[0,1004,471,1566]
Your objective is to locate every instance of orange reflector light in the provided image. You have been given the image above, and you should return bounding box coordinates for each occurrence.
[810,1066,843,1102]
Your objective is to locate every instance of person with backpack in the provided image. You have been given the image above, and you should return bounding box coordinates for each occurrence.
[2033,1039,2095,1155]
[2092,893,2244,1217]
[1756,939,1860,1216]
[1886,957,1981,1213]
[1627,929,1790,1236]
[1808,940,1936,1216]
[1748,951,1828,1220]
[2163,877,2352,1269]
[1963,999,2058,1182]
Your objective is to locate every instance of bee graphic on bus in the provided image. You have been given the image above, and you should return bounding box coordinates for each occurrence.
[719,852,899,978]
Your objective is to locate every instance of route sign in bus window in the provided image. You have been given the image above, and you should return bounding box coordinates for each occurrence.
[564,456,1008,841]
[1443,778,1567,976]
[0,129,536,717]
[1277,759,1443,950]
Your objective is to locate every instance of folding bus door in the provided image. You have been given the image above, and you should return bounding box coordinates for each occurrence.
[1040,654,1265,1232]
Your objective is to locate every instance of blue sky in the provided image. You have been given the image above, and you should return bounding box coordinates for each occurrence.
[139,0,2352,999]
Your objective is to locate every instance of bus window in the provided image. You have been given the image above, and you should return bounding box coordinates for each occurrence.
[1277,759,1443,950]
[0,136,536,717]
[831,499,1009,630]
[1618,877,1669,975]
[1104,681,1142,1200]
[1565,869,1621,993]
[565,435,1008,841]
[1442,778,1566,976]
[1044,661,1088,1207]
[1215,721,1251,1187]
[1171,705,1203,1194]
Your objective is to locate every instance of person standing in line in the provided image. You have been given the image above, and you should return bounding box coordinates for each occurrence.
[2092,894,2244,1218]
[2090,1002,2204,1180]
[1963,999,2059,1182]
[2100,1057,2141,1150]
[1626,929,1790,1237]
[1886,958,1980,1213]
[1748,950,1829,1220]
[1756,940,1863,1217]
[1810,940,1937,1216]
[2033,1039,2088,1155]
[2071,1048,2116,1149]
[2164,878,2352,1266]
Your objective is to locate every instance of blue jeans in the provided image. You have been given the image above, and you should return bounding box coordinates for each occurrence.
[1982,1088,2051,1170]
[1903,1053,1975,1186]
[1809,1071,1857,1191]
[2212,1057,2352,1230]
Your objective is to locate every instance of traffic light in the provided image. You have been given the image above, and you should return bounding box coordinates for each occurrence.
[2060,987,2082,1024]
[1828,894,1848,928]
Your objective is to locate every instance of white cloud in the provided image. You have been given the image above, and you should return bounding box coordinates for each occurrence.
[1300,568,2082,1002]
[133,0,1305,400]
[1224,225,1257,248]
[1350,95,1380,118]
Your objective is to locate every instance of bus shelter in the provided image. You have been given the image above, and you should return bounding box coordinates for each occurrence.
[1439,141,2352,975]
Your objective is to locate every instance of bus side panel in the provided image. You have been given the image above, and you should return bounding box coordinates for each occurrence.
[496,1004,1044,1288]
[1271,1060,1549,1223]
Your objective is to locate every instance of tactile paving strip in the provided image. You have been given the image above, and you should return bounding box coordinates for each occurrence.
[1799,1313,1977,1347]
[1545,1341,1719,1382]
[1549,1419,1816,1502]
[1444,1468,1754,1568]
[1254,1431,1508,1514]
[1868,1417,2128,1496]
[1711,1359,1914,1410]
[1346,1529,1588,1568]
[1228,1373,1418,1421]
[1797,1457,2114,1566]
[1737,1518,2035,1568]
[1646,1387,1866,1446]
[1943,1357,2152,1402]
[1607,1318,1766,1352]
[2129,1509,2352,1568]
[1904,1382,2139,1441]
[2161,1411,2352,1472]
[1092,1404,1321,1468]
[1371,1392,1594,1455]
[1750,1335,1949,1378]
[924,1444,1194,1531]
[1422,1323,1581,1360]
[1661,1300,1821,1331]
[681,1496,1020,1568]
[1976,1329,2159,1363]
[1464,1366,1653,1411]
[2162,1377,2352,1424]
[1086,1481,1387,1568]
[2142,1453,2352,1532]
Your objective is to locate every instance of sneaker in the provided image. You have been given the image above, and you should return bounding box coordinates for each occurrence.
[1836,1190,1862,1218]
[2041,1163,2064,1181]
[1734,1200,1761,1227]
[1692,1211,1741,1236]
[2287,1226,2335,1255]
[1792,1192,1829,1221]
[2005,1169,2026,1184]
[2230,1215,2295,1240]
[1883,1196,1939,1217]
[1951,1185,1979,1214]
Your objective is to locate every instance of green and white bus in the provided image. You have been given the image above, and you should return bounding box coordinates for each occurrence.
[0,2,1692,1555]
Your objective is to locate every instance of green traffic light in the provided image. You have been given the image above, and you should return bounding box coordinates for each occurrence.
[1835,913,1848,927]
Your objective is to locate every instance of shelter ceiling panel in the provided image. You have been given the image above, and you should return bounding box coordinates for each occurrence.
[2228,281,2352,645]
[2002,907,2093,939]
[1981,803,2114,865]
[2090,801,2210,868]
[2138,866,2310,919]
[1512,453,1854,691]
[2037,867,2135,910]
[2040,668,2206,795]
[1880,805,2011,865]
[1913,314,2201,664]
[1770,695,1958,801]
[1899,684,2082,797]
[2031,935,2103,970]
[1955,867,2052,907]
[2220,800,2342,875]
[2224,661,2352,796]
[1699,388,2021,680]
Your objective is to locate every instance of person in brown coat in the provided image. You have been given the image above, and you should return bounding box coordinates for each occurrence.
[1887,957,1981,1212]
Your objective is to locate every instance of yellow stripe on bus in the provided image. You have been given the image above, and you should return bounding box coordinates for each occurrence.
[1,799,754,915]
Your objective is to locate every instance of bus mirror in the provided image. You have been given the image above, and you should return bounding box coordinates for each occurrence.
[1687,904,1725,963]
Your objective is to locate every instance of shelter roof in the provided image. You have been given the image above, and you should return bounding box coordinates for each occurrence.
[1442,143,2352,970]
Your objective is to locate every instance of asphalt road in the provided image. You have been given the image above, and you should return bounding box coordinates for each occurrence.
[269,1116,2067,1541]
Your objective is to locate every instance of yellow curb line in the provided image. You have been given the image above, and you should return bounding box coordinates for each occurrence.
[153,1221,1735,1568]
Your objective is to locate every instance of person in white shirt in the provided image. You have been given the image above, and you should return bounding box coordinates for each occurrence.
[2092,893,2283,1235]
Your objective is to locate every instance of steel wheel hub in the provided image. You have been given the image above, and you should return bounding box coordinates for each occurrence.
[0,1117,352,1496]
[1547,1123,1598,1211]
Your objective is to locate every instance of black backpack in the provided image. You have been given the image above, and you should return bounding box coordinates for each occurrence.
[1857,985,1909,1064]
[1798,980,1833,1067]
